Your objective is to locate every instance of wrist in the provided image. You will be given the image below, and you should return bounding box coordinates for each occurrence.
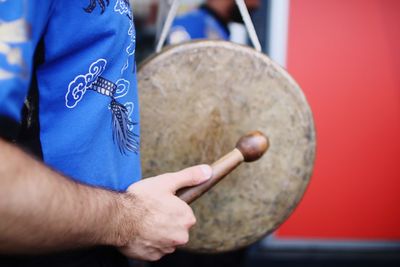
[102,192,138,247]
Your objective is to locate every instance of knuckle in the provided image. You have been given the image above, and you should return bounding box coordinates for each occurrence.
[187,170,199,182]
[185,214,196,228]
[170,237,181,247]
[181,168,202,183]
[147,253,163,262]
[190,215,197,226]
[172,234,189,246]
[163,247,176,254]
[192,175,204,185]
[189,166,202,177]
[191,167,207,182]
[171,239,181,246]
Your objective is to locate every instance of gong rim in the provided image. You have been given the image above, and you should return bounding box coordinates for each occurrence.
[138,40,316,253]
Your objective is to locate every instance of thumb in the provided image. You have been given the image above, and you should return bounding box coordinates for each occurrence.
[165,165,212,193]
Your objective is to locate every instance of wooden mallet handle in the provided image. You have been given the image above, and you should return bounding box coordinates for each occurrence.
[177,131,269,204]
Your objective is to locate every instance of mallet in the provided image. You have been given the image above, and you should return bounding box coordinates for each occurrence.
[177,131,269,204]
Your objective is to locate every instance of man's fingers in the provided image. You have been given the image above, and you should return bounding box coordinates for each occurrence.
[145,251,164,262]
[160,247,176,254]
[163,165,212,192]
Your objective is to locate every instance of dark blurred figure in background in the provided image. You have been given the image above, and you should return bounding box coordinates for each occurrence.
[168,0,261,44]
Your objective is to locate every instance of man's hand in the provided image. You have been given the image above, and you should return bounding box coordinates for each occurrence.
[118,165,212,261]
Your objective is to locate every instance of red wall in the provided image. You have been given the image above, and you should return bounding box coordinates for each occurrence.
[277,0,400,240]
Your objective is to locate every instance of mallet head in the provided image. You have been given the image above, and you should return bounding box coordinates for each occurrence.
[236,131,269,162]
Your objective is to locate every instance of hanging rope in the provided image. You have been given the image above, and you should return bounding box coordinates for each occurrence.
[155,0,262,52]
[156,0,181,53]
[234,0,262,52]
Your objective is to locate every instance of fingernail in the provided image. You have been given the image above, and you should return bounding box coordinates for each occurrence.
[200,165,212,179]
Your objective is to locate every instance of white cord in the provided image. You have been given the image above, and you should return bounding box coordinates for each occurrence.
[234,0,262,52]
[156,0,262,52]
[156,0,181,53]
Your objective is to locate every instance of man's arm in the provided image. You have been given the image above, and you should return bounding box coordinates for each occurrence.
[0,138,127,252]
[0,139,212,260]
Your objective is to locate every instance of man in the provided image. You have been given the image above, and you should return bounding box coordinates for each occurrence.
[0,1,211,266]
[168,0,261,44]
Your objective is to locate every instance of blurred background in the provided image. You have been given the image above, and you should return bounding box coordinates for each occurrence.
[131,0,400,266]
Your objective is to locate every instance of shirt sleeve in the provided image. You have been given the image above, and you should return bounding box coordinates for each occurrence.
[0,0,52,140]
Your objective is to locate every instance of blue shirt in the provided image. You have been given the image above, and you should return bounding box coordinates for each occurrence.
[0,0,141,191]
[168,5,230,44]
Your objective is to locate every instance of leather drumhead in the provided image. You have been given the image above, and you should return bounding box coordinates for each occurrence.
[138,41,316,253]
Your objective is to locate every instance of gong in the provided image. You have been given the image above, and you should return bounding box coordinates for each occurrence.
[138,40,316,253]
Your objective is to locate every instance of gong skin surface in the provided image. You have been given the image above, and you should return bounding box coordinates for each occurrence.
[138,41,316,253]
